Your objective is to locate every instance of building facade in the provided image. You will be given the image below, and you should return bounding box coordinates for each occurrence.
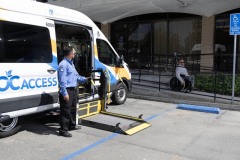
[101,9,240,73]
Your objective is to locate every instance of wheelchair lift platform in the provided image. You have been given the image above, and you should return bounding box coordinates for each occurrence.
[76,70,151,135]
[81,111,150,135]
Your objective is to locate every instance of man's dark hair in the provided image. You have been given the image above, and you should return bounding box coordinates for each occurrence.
[63,46,74,56]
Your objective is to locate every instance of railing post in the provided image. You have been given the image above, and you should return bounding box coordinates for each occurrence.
[214,71,216,102]
[173,52,177,77]
[138,52,141,82]
[192,54,194,74]
[159,54,161,91]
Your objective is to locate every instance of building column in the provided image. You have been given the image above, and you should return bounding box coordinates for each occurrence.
[101,23,111,40]
[201,16,215,72]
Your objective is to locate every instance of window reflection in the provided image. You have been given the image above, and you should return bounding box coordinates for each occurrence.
[215,14,240,72]
[169,19,202,55]
[111,14,202,70]
[154,21,167,55]
[112,23,152,68]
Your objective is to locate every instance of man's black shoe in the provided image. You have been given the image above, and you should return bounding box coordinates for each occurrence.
[59,131,72,137]
[69,126,81,131]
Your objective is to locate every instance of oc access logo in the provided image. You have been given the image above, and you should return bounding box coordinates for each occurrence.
[0,70,57,92]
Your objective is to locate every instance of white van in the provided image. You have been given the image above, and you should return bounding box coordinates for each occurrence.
[0,0,134,138]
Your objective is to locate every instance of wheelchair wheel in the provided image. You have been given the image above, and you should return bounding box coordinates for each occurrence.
[170,77,185,91]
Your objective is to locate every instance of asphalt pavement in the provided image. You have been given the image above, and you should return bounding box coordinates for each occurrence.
[1,98,240,160]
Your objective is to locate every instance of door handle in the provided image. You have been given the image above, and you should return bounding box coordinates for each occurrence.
[47,68,56,74]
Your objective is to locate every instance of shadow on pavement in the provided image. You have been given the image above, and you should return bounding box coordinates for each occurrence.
[20,114,60,136]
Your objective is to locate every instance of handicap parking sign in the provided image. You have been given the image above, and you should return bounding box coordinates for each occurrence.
[230,14,240,35]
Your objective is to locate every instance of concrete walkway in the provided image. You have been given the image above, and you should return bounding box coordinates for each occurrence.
[131,72,240,108]
[130,84,240,111]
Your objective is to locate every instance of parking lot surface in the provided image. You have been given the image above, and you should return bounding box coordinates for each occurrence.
[1,98,240,160]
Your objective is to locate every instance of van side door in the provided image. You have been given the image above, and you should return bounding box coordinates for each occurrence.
[0,9,58,114]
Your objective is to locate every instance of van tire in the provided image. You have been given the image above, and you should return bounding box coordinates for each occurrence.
[112,83,127,105]
[0,117,22,138]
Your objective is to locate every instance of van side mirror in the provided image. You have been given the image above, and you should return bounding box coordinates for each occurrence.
[121,55,124,61]
[116,55,124,67]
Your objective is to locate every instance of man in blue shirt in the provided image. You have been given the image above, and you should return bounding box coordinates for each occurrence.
[58,46,88,137]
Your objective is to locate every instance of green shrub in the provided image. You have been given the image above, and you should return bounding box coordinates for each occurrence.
[195,74,240,97]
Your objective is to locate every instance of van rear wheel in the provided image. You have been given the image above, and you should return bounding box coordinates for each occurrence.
[112,83,127,105]
[0,117,22,138]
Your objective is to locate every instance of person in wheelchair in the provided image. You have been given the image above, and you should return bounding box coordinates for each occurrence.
[175,59,193,92]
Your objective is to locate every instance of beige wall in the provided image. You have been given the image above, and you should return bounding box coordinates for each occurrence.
[101,23,111,40]
[201,16,215,71]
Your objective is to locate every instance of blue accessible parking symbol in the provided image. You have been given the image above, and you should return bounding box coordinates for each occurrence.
[230,13,240,35]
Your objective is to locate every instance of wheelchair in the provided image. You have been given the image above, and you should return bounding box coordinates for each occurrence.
[170,76,188,92]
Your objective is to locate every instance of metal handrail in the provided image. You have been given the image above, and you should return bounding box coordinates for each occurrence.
[125,52,240,102]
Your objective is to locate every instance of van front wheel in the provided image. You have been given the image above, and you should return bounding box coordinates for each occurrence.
[112,83,127,105]
[0,117,22,138]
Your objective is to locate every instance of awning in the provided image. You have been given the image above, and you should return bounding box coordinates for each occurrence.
[47,0,240,24]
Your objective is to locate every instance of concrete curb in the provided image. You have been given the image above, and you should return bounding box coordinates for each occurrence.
[177,104,221,114]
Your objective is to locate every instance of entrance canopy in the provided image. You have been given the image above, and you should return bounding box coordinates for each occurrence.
[47,0,240,24]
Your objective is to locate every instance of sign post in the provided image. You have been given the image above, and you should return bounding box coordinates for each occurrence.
[230,14,240,104]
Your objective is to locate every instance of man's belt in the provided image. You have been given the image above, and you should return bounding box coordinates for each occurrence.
[66,87,76,90]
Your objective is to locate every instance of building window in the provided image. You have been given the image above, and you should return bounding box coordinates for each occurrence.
[0,21,52,63]
[94,22,101,30]
[215,13,240,72]
[97,39,116,66]
[169,18,202,56]
[154,21,167,55]
[111,23,128,57]
[111,22,152,68]
[111,13,202,70]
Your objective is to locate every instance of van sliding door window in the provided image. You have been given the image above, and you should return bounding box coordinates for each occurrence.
[55,24,91,72]
[97,39,116,66]
[0,21,52,63]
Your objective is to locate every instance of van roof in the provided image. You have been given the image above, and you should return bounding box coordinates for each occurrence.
[0,0,95,27]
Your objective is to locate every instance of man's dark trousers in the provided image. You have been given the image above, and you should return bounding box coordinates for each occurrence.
[59,88,77,133]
